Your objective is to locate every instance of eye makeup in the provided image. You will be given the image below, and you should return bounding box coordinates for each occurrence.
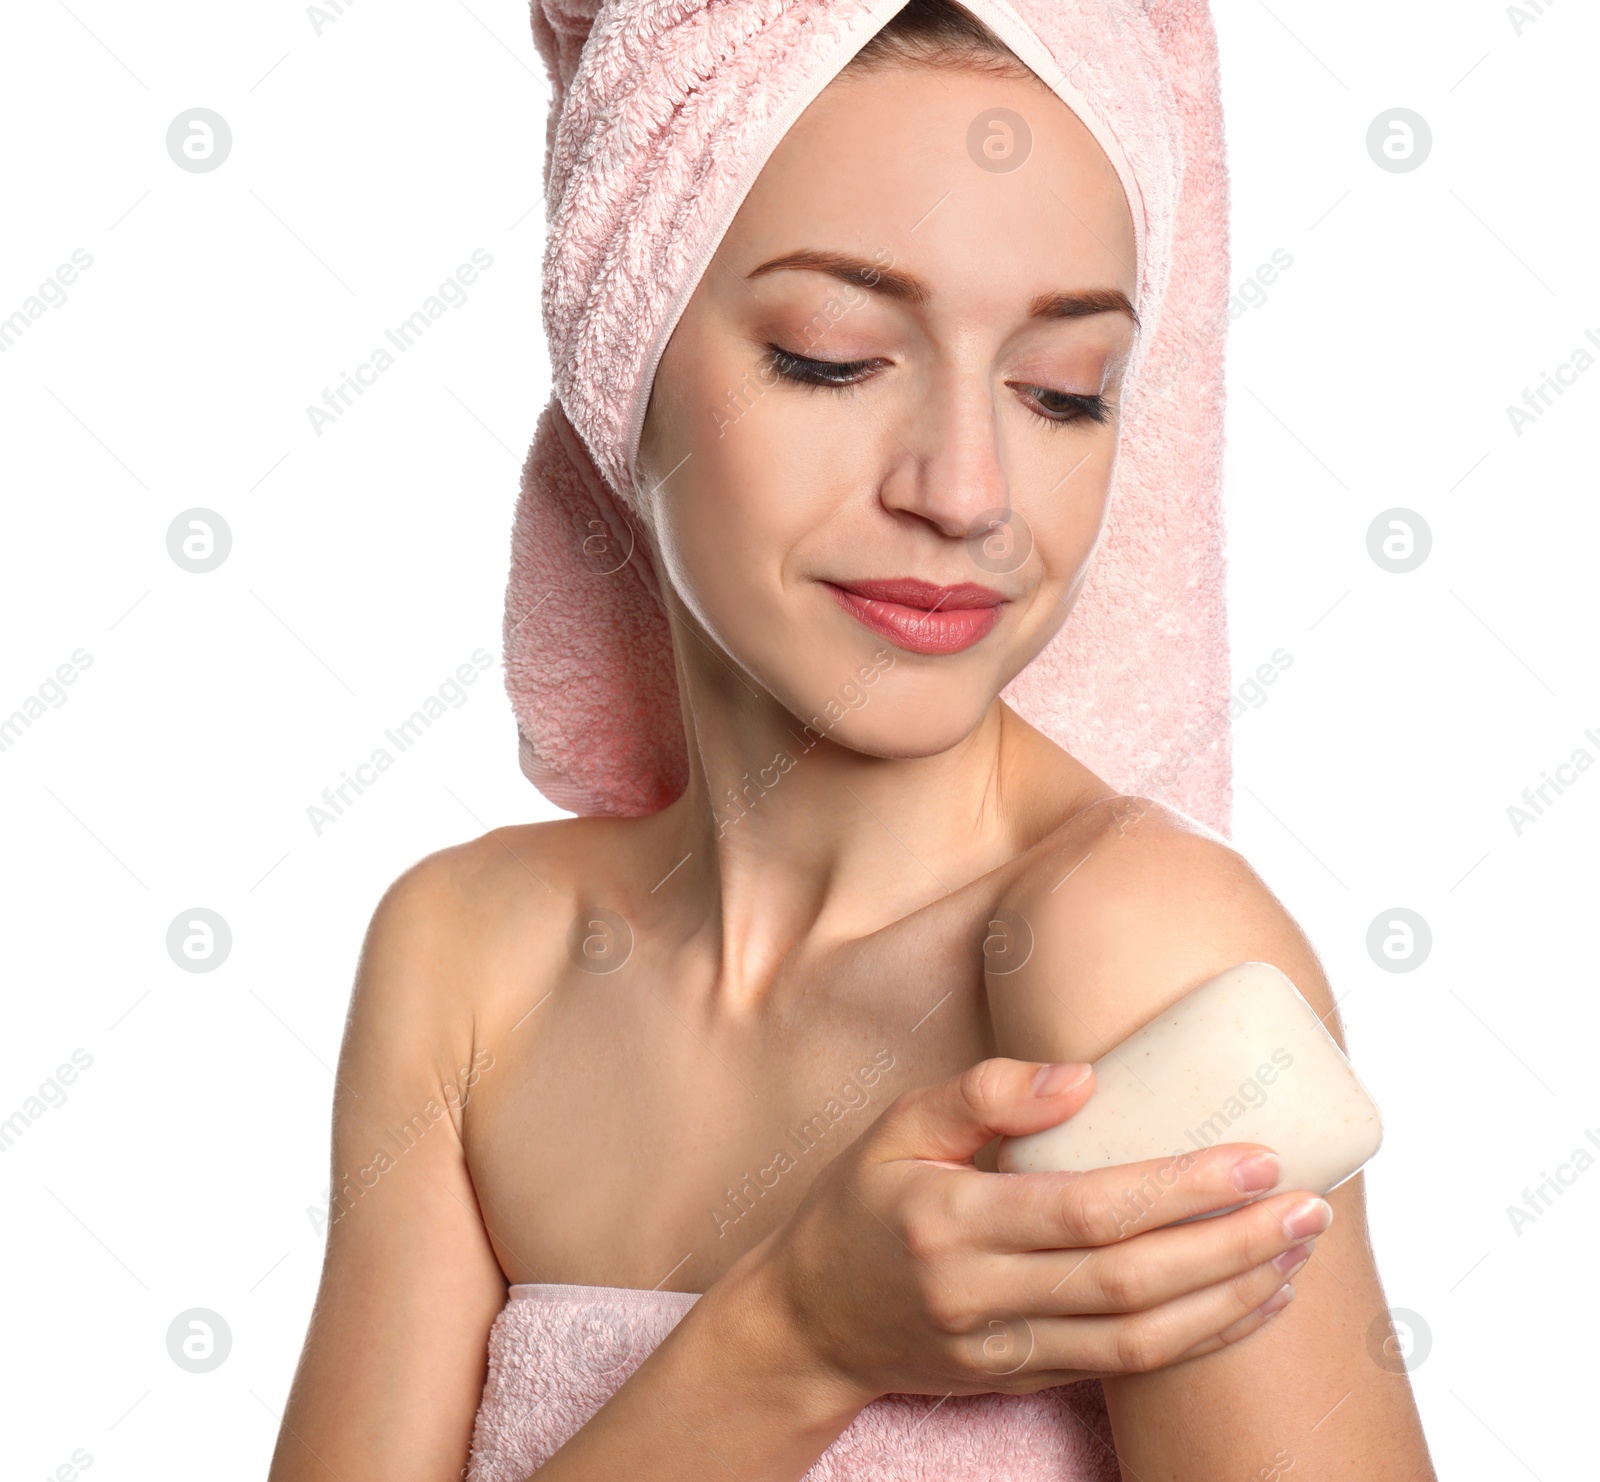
[761,342,1113,428]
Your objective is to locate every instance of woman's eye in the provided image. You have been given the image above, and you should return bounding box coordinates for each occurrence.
[764,343,881,389]
[763,347,1110,428]
[1018,384,1112,428]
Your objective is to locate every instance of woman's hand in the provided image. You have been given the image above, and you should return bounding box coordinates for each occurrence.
[734,1056,1333,1407]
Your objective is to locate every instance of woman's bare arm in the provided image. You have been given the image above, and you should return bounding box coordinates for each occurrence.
[986,802,1438,1481]
[267,854,511,1479]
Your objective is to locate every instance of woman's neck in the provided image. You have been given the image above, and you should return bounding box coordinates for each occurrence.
[639,622,1087,1009]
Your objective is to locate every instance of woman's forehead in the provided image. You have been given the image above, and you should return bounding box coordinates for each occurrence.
[724,63,1138,301]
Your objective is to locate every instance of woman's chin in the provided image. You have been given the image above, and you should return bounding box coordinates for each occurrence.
[802,707,995,763]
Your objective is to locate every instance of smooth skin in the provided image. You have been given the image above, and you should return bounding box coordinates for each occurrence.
[269,58,1436,1482]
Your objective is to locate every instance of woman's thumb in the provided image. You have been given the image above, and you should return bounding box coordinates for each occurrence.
[874,1057,1094,1164]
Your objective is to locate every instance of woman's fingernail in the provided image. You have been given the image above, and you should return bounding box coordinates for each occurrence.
[1280,1196,1334,1240]
[1272,1242,1313,1277]
[1032,1062,1092,1096]
[1231,1152,1282,1192]
[1257,1283,1296,1318]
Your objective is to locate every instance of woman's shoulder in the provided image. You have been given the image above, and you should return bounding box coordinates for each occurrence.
[989,791,1341,1058]
[1001,787,1245,911]
[370,817,590,939]
[1021,789,1241,879]
[993,708,1257,908]
[346,816,613,1045]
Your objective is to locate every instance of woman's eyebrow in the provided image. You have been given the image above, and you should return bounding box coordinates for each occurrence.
[746,248,1137,326]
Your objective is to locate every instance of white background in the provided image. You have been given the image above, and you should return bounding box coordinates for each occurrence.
[1,1,1594,1476]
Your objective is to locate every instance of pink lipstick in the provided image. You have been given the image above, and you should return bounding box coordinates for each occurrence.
[822,577,1007,655]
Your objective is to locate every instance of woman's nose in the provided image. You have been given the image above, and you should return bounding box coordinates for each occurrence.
[875,369,1011,540]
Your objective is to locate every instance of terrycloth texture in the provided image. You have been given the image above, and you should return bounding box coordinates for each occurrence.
[465,1283,1123,1481]
[506,0,1234,833]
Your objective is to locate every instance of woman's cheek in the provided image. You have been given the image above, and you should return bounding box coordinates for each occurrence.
[1020,444,1117,604]
[655,447,792,648]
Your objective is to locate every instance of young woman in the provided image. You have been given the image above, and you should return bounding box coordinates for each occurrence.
[269,3,1436,1477]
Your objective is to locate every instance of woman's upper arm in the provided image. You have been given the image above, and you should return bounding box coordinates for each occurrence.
[988,803,1437,1481]
[269,849,511,1482]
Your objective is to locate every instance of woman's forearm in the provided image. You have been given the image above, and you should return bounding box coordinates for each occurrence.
[526,1253,869,1481]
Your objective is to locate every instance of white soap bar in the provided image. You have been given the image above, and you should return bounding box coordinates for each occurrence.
[995,962,1383,1216]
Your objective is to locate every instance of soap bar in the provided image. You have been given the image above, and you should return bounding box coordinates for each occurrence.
[995,962,1383,1217]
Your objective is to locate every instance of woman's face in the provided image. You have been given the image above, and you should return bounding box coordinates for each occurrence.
[637,59,1138,757]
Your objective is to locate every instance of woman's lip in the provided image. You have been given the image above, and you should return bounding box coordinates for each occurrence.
[821,580,1006,655]
[828,577,1006,609]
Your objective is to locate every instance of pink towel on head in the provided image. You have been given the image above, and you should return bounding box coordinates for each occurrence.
[505,0,1236,835]
[465,1284,1123,1480]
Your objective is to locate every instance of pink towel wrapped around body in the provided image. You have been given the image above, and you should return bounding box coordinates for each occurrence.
[465,1284,1123,1481]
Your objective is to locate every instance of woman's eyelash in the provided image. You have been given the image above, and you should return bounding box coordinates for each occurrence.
[763,343,879,389]
[1020,386,1112,427]
[762,343,1110,427]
